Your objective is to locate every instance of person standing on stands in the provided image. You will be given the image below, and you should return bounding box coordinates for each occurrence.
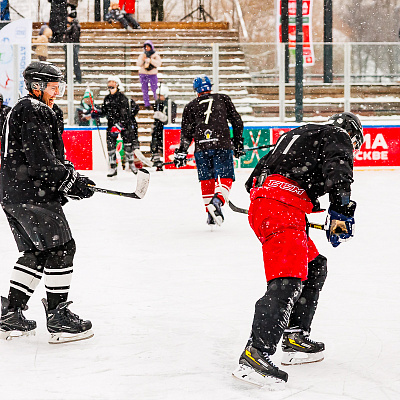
[150,0,164,21]
[48,0,68,43]
[137,40,162,110]
[119,0,141,28]
[64,10,82,84]
[32,25,53,62]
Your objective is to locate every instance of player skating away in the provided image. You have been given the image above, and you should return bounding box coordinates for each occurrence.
[92,76,142,177]
[174,75,245,226]
[0,61,96,344]
[233,113,364,388]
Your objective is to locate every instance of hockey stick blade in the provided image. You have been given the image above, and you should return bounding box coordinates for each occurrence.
[89,168,150,199]
[134,149,154,167]
[228,201,326,230]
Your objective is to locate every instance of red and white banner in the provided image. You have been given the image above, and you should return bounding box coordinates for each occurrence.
[277,0,315,66]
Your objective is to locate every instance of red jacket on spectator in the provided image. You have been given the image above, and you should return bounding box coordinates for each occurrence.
[119,0,135,14]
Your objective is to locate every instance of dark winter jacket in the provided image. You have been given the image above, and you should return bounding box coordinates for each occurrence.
[64,18,81,43]
[0,104,11,141]
[0,95,69,205]
[245,123,354,209]
[101,90,133,135]
[49,0,68,43]
[179,92,243,153]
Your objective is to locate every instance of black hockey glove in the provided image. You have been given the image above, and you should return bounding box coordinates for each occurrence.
[174,149,187,168]
[234,143,245,159]
[91,107,102,119]
[59,169,96,200]
[325,200,357,247]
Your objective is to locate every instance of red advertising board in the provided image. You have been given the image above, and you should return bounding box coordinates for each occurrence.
[164,128,196,169]
[63,130,93,170]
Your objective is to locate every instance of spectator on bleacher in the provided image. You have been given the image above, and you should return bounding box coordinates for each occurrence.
[151,0,164,22]
[74,89,100,127]
[48,0,68,43]
[119,0,140,28]
[150,83,177,171]
[64,10,82,84]
[32,25,53,62]
[105,0,140,31]
[137,40,162,110]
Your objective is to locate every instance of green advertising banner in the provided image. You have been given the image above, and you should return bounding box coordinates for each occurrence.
[240,127,272,168]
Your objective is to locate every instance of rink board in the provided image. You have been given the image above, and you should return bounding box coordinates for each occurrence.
[63,124,400,170]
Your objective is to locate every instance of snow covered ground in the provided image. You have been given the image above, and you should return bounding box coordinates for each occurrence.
[0,167,399,400]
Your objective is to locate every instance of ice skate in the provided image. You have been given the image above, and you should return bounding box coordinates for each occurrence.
[42,299,93,344]
[0,296,36,340]
[207,212,215,225]
[107,164,117,178]
[206,194,224,226]
[232,345,287,389]
[151,154,163,171]
[281,326,325,365]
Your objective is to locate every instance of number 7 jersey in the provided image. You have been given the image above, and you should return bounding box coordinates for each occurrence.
[179,93,243,153]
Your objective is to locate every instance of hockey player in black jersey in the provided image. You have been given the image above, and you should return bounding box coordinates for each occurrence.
[92,76,142,177]
[174,75,244,225]
[150,83,177,171]
[233,113,363,388]
[0,61,95,343]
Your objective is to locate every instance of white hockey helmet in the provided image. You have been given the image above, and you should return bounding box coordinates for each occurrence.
[107,75,123,89]
[158,83,169,98]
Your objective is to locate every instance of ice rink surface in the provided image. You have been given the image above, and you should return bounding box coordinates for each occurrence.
[0,167,399,400]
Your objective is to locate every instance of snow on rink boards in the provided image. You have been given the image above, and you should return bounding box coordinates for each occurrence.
[0,168,399,400]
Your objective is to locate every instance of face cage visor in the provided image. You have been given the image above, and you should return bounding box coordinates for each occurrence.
[30,81,66,97]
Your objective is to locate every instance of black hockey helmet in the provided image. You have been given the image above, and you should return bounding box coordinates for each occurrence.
[329,112,364,150]
[23,61,65,97]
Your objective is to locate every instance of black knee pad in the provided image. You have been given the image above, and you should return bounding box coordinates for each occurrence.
[17,251,42,272]
[265,277,303,304]
[42,239,76,270]
[306,255,328,291]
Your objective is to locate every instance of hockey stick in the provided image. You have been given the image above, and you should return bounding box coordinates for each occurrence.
[227,200,326,231]
[134,149,195,167]
[244,144,275,152]
[88,168,150,199]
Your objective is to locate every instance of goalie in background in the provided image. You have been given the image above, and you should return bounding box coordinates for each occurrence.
[150,83,177,171]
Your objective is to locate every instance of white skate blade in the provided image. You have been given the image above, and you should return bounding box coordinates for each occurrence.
[206,204,223,226]
[0,329,36,341]
[232,364,286,390]
[281,351,324,365]
[48,329,94,344]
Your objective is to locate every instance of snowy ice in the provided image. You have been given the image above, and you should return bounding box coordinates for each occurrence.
[0,168,399,399]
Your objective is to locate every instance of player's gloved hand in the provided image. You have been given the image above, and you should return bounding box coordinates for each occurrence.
[174,149,187,168]
[234,143,245,158]
[59,169,96,200]
[325,200,357,247]
[91,108,101,119]
[153,110,168,123]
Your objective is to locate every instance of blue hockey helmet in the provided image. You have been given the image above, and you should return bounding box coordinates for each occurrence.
[193,75,212,93]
